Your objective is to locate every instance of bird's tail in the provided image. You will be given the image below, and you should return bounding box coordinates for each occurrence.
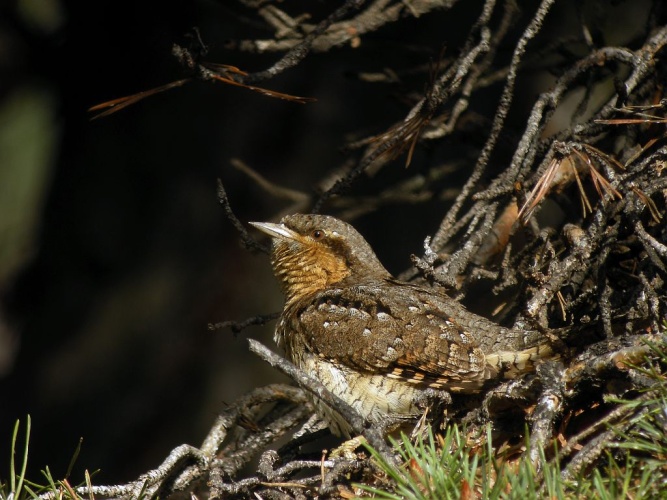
[485,342,561,379]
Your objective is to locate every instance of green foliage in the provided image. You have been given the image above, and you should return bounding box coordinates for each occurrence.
[357,426,480,500]
[4,416,30,499]
[0,416,96,500]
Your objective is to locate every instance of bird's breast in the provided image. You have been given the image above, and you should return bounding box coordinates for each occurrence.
[299,353,423,436]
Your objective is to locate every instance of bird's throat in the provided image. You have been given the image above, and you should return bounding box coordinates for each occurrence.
[271,241,351,306]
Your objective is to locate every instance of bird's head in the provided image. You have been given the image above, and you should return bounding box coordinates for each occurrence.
[250,214,391,305]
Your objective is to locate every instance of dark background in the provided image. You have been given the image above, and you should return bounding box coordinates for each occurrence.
[0,0,650,486]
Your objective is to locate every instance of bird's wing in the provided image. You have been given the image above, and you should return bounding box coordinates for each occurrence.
[291,283,491,391]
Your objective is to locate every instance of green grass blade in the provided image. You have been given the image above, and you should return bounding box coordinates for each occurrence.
[65,437,83,480]
[9,419,19,493]
[9,416,31,499]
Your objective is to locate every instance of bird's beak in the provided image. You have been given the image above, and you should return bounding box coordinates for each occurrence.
[249,221,299,241]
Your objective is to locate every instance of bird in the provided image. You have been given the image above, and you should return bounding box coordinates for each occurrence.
[250,214,560,436]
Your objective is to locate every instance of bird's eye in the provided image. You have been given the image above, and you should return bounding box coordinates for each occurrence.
[311,230,324,240]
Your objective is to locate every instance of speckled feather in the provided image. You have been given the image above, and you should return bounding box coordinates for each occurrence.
[251,214,560,435]
[283,283,492,391]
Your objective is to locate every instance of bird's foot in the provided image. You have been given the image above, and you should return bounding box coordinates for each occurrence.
[329,436,367,459]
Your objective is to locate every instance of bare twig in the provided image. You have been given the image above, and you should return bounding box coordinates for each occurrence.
[209,312,280,336]
[217,178,270,254]
[248,338,400,468]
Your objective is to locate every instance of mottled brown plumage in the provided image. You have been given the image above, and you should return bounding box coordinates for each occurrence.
[250,214,559,436]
